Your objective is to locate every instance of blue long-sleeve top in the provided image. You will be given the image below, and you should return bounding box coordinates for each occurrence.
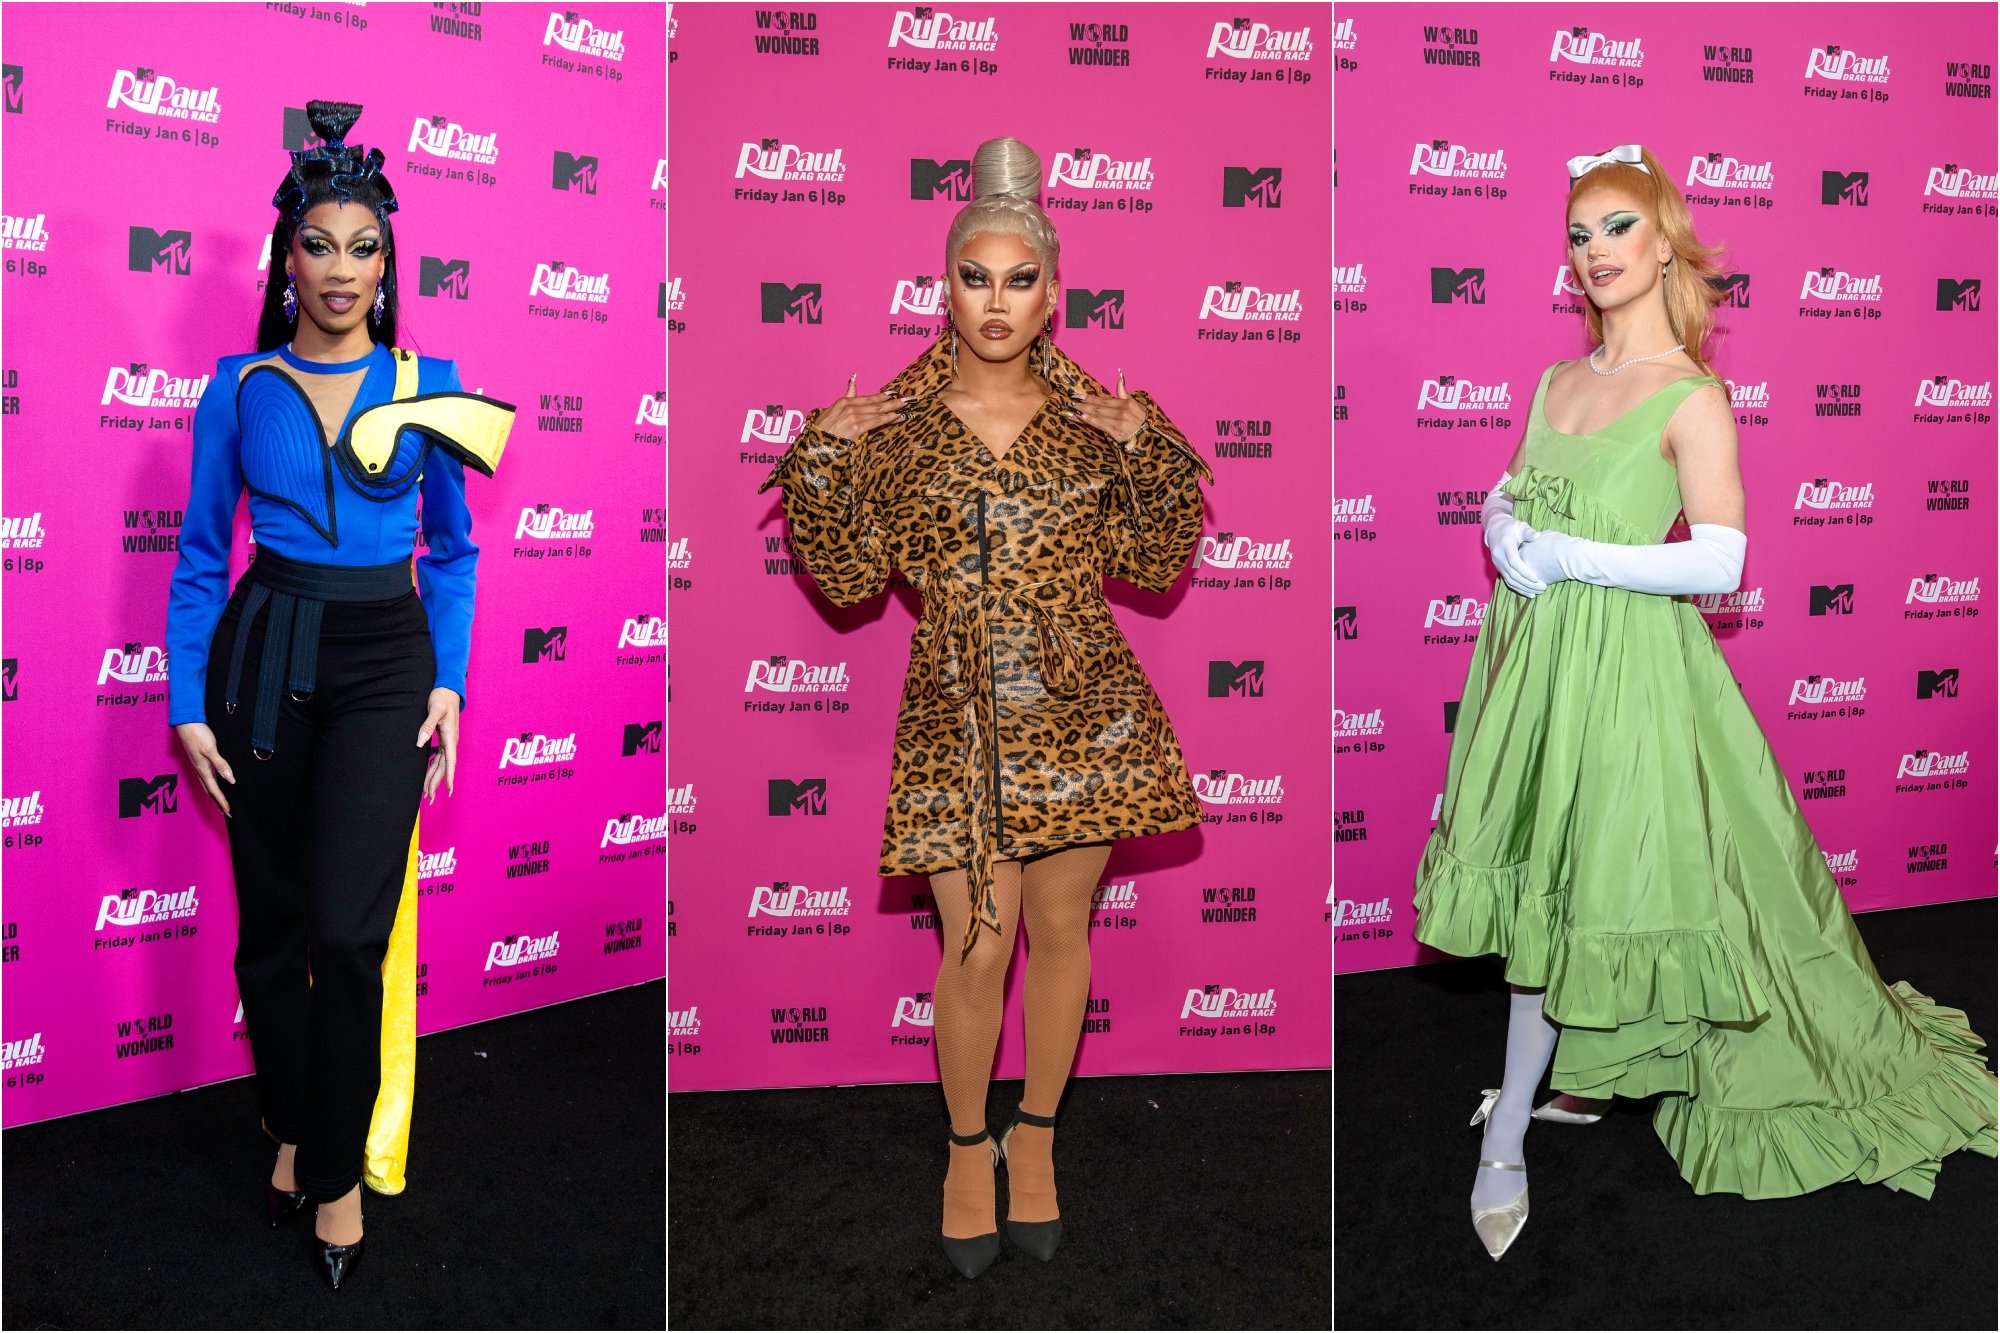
[165,341,481,725]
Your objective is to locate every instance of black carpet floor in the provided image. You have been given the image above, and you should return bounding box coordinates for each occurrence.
[1,979,663,1330]
[1336,898,1998,1330]
[669,1068,1331,1329]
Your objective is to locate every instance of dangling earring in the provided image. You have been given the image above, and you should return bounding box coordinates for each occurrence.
[371,280,386,326]
[281,274,297,322]
[946,321,958,378]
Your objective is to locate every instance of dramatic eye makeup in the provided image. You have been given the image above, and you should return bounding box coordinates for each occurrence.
[302,229,381,257]
[958,263,1039,288]
[1568,212,1640,247]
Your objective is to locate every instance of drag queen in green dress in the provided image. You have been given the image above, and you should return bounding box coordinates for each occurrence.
[1412,144,1998,1262]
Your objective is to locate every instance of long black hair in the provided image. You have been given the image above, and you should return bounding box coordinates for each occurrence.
[255,100,412,352]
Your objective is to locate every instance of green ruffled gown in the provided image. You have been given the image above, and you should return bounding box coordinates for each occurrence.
[1413,361,1998,1198]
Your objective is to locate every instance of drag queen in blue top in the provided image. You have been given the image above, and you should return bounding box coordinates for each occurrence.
[164,100,513,1291]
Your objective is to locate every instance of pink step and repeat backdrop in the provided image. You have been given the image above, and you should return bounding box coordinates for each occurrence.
[0,3,665,1127]
[666,3,1332,1090]
[1333,4,1998,974]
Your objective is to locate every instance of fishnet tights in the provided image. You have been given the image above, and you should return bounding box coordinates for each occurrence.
[930,843,1111,1235]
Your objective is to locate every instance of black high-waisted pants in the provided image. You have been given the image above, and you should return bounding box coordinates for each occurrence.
[204,568,434,1202]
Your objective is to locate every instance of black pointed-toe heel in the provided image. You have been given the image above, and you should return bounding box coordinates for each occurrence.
[998,1106,1062,1261]
[940,1126,1001,1279]
[266,1180,309,1227]
[313,1224,366,1291]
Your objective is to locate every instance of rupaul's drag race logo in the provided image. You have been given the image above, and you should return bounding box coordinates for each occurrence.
[734,138,847,183]
[1914,375,1994,409]
[529,260,609,303]
[1205,18,1313,61]
[1787,674,1867,707]
[619,616,667,650]
[637,391,668,427]
[97,643,168,686]
[485,930,561,973]
[600,813,669,848]
[1905,573,1980,606]
[1,212,48,251]
[1333,708,1385,741]
[515,504,596,540]
[499,732,578,769]
[1408,139,1506,182]
[408,114,499,166]
[1194,531,1294,570]
[1924,165,1998,200]
[1332,897,1392,928]
[101,362,206,410]
[747,882,853,920]
[2,1032,47,1074]
[741,404,809,446]
[1895,749,1970,782]
[1804,44,1889,84]
[545,9,626,60]
[1549,27,1644,71]
[94,884,199,935]
[1799,267,1883,305]
[106,67,220,121]
[743,654,851,694]
[1793,478,1875,511]
[667,1005,701,1040]
[1191,769,1285,805]
[888,9,999,52]
[1178,984,1278,1038]
[0,790,44,830]
[891,993,935,1030]
[1197,280,1303,322]
[1423,593,1488,632]
[892,273,950,319]
[1047,148,1156,192]
[1686,154,1775,193]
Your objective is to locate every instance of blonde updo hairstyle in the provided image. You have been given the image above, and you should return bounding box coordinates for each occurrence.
[945,136,1062,284]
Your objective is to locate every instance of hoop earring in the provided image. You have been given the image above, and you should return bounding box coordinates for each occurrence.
[282,275,297,322]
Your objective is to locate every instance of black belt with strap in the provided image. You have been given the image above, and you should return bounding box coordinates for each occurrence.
[223,549,412,759]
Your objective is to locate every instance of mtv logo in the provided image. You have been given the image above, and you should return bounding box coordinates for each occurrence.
[1937,278,1980,312]
[553,150,598,194]
[622,721,663,755]
[760,282,823,324]
[135,66,154,82]
[1207,660,1265,697]
[1808,584,1854,616]
[1073,147,1092,160]
[760,136,779,151]
[1064,288,1124,330]
[118,774,178,818]
[2,657,16,702]
[1221,166,1282,208]
[3,64,23,116]
[128,226,192,275]
[1333,606,1357,640]
[1233,18,1251,30]
[431,114,449,128]
[1223,280,1243,294]
[1443,700,1459,733]
[1821,169,1868,206]
[914,6,932,18]
[1431,267,1485,304]
[523,627,568,663]
[1917,669,1959,700]
[768,778,828,816]
[658,281,667,317]
[910,157,973,201]
[282,106,323,151]
[420,256,471,299]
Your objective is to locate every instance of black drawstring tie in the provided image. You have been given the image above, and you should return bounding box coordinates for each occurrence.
[222,549,412,758]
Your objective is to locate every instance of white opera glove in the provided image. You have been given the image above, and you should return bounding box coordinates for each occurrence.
[1480,472,1548,598]
[1514,523,1747,596]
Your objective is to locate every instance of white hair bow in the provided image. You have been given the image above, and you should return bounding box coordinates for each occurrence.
[1566,144,1649,180]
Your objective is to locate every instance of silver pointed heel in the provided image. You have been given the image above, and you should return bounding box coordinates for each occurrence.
[1468,1088,1529,1261]
[1470,1161,1528,1261]
[1531,1093,1609,1124]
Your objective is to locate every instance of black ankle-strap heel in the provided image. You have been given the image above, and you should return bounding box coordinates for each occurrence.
[998,1106,1063,1261]
[941,1126,1001,1279]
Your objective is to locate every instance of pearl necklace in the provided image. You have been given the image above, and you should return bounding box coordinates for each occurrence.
[1589,343,1685,376]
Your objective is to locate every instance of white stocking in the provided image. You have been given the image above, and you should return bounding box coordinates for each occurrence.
[1470,986,1557,1210]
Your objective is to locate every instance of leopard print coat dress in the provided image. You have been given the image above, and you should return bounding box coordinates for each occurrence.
[758,330,1214,961]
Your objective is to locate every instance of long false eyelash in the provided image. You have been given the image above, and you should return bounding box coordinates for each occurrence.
[958,269,1039,286]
